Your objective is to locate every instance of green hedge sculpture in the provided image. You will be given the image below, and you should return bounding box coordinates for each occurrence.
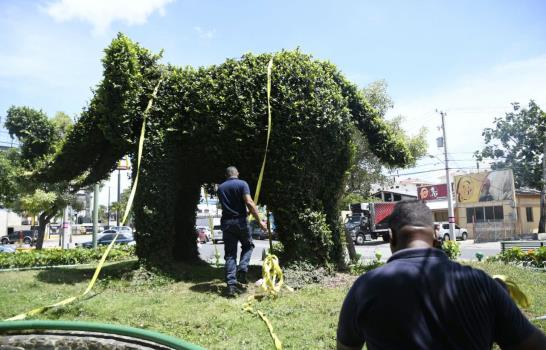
[41,33,412,267]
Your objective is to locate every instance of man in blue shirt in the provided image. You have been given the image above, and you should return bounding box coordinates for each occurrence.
[337,200,546,350]
[217,166,267,297]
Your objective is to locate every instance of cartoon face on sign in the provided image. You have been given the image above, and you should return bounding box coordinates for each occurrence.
[456,178,474,202]
[419,187,429,200]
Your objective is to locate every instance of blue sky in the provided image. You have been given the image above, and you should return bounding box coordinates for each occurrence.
[1,0,545,201]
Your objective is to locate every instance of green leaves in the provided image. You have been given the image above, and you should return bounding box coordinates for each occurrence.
[19,189,57,217]
[0,150,19,206]
[38,35,417,267]
[442,240,461,260]
[0,246,135,269]
[5,106,56,165]
[489,246,546,268]
[476,100,546,189]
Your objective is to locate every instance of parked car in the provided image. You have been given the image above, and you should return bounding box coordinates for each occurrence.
[49,224,60,235]
[249,221,278,240]
[196,227,209,243]
[109,226,133,235]
[1,230,38,245]
[212,225,223,243]
[435,222,468,241]
[78,230,135,248]
[0,245,16,253]
[195,226,211,242]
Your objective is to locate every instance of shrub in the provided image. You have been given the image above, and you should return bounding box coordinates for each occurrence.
[0,246,135,269]
[349,250,384,275]
[442,240,461,260]
[283,261,335,289]
[488,247,546,268]
[42,34,413,267]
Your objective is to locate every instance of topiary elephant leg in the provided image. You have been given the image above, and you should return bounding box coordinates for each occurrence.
[132,139,179,266]
[172,182,201,263]
[270,202,335,266]
[323,206,346,267]
[133,176,177,266]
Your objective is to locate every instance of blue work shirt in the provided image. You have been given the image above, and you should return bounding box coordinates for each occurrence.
[337,248,535,350]
[217,177,251,223]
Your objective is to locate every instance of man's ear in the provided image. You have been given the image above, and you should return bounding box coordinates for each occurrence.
[389,229,396,250]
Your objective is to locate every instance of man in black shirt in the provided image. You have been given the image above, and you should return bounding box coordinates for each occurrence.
[217,166,266,297]
[337,200,546,350]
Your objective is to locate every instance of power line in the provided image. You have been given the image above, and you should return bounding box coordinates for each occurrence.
[395,166,493,177]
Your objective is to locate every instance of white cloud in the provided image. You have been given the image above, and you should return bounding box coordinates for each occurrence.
[389,54,546,182]
[194,26,216,39]
[45,0,174,34]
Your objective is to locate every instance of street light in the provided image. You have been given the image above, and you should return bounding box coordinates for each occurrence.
[116,156,131,226]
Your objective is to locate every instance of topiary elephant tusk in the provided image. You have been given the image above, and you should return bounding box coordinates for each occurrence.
[39,33,413,267]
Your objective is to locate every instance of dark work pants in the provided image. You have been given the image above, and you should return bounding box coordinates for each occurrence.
[222,218,254,286]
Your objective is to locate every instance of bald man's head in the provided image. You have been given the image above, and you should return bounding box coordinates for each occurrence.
[387,200,435,252]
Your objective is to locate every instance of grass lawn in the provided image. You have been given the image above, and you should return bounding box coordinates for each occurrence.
[0,260,544,349]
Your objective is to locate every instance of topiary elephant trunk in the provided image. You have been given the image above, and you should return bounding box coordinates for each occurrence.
[40,33,412,267]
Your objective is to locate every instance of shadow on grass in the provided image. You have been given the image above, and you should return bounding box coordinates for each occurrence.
[188,265,262,296]
[35,260,139,285]
[34,259,263,294]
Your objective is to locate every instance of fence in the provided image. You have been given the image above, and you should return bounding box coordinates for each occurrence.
[473,220,517,242]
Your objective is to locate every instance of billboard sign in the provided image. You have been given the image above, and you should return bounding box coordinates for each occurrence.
[417,184,448,201]
[454,169,514,204]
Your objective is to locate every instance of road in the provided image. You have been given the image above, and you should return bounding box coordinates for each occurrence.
[197,238,501,264]
[3,235,501,264]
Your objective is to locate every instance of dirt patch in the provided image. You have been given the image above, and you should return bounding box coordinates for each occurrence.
[320,272,357,288]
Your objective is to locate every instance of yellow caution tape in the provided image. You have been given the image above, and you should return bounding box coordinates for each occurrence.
[257,310,283,350]
[493,274,530,308]
[262,254,283,295]
[243,295,282,350]
[252,58,273,206]
[5,77,163,321]
[240,57,285,350]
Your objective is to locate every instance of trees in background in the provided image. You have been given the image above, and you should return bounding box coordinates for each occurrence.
[344,80,428,207]
[475,101,546,231]
[0,106,77,248]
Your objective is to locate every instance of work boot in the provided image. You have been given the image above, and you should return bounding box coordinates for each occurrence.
[226,285,243,298]
[236,271,248,285]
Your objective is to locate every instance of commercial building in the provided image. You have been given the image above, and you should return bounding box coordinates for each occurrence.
[371,178,431,202]
[0,208,23,236]
[453,170,542,242]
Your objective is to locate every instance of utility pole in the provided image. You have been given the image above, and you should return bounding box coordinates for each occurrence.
[117,168,121,227]
[61,206,69,249]
[538,131,546,233]
[438,110,456,241]
[107,186,111,228]
[92,183,99,248]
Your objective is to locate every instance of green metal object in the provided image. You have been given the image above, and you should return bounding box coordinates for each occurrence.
[0,320,205,350]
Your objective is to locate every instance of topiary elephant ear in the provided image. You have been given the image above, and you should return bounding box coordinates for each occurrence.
[39,34,413,266]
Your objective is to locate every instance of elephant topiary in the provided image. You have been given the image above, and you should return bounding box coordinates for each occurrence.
[41,33,412,267]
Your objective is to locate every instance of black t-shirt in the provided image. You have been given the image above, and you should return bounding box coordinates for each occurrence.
[217,177,251,221]
[337,248,535,350]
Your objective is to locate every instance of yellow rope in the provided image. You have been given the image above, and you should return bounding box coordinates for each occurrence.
[240,57,287,350]
[492,274,530,308]
[5,77,163,321]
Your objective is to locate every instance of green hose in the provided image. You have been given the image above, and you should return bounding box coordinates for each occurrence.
[0,320,205,350]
